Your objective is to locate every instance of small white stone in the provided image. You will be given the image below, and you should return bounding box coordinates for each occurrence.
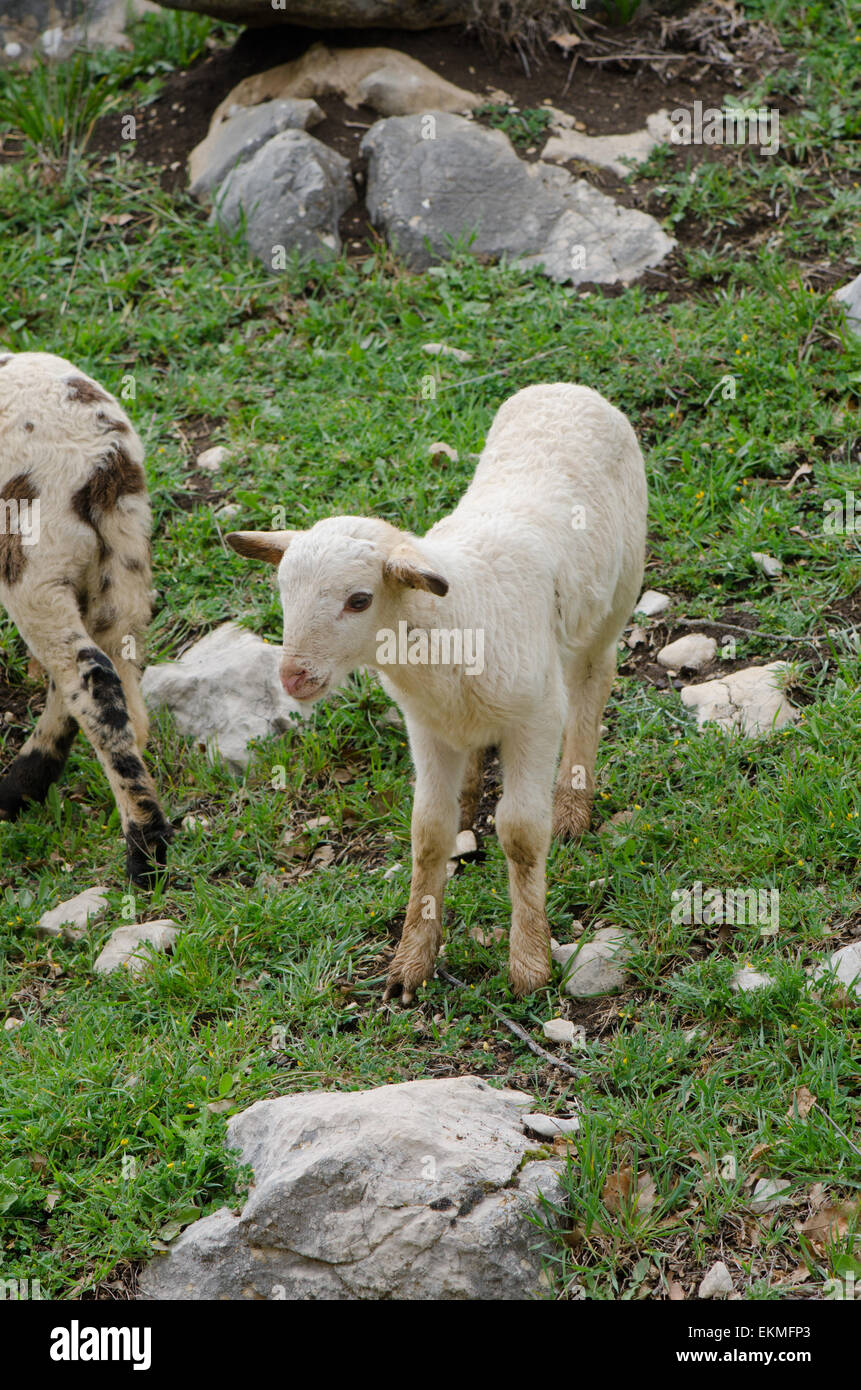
[4,41,23,58]
[751,551,783,579]
[731,966,774,993]
[522,1112,581,1139]
[453,829,477,857]
[38,887,109,939]
[181,814,210,831]
[382,862,401,881]
[215,502,241,520]
[542,1018,576,1045]
[657,634,716,672]
[196,445,229,472]
[41,26,65,57]
[421,342,472,363]
[809,942,861,1000]
[698,1260,734,1299]
[93,920,181,977]
[4,1017,23,1031]
[428,440,458,462]
[634,589,670,617]
[558,926,635,998]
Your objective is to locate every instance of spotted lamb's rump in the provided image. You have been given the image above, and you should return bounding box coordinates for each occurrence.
[0,351,171,885]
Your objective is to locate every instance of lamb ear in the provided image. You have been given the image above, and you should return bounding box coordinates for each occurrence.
[225,530,297,566]
[383,541,449,597]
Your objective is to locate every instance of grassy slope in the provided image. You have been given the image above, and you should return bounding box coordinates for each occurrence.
[0,1,859,1298]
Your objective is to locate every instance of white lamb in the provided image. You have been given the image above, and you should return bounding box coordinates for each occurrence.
[227,383,647,1000]
[0,351,171,884]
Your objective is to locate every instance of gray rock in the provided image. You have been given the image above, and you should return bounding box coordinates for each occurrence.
[93,920,180,977]
[835,272,861,337]
[558,926,635,998]
[211,130,353,269]
[142,621,306,772]
[360,113,674,285]
[657,633,717,672]
[138,1076,563,1300]
[37,887,109,940]
[681,662,797,737]
[189,98,324,202]
[809,942,861,1000]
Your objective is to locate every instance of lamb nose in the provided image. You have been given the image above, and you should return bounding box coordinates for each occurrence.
[281,665,308,695]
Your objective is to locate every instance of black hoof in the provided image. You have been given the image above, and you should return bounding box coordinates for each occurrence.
[124,815,173,887]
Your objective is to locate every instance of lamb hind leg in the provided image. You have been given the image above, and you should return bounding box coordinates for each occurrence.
[0,680,77,820]
[497,721,560,996]
[13,598,171,884]
[553,643,617,840]
[384,734,465,1005]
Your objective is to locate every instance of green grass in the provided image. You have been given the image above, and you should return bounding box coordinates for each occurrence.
[0,0,860,1298]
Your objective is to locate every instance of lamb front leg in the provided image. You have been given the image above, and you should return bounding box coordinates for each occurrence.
[384,732,465,1005]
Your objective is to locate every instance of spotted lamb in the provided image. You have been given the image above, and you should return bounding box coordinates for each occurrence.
[0,351,171,884]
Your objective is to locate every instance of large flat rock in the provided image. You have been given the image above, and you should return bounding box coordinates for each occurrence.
[152,0,469,25]
[139,1076,564,1300]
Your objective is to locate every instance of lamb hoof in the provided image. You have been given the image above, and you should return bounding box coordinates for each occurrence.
[384,947,437,1006]
[508,958,552,997]
[552,787,592,841]
[124,818,173,888]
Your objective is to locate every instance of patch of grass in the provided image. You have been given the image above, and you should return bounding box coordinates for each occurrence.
[475,101,553,148]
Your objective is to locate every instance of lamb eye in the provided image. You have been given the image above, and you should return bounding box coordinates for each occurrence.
[345,591,372,613]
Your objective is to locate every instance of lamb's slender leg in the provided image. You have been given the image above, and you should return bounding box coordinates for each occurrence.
[458,747,485,831]
[553,642,617,840]
[384,730,466,1005]
[497,720,561,996]
[0,680,77,820]
[10,597,171,885]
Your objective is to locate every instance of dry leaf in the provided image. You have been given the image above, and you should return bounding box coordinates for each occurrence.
[603,1165,632,1214]
[786,1085,817,1122]
[750,1141,771,1162]
[635,1171,658,1213]
[668,1279,686,1300]
[799,1200,858,1247]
